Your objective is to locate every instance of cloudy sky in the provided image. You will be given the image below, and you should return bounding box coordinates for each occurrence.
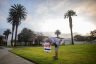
[0,0,96,35]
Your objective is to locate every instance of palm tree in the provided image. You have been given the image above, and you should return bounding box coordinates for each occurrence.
[3,31,7,46]
[55,30,61,38]
[3,29,11,46]
[7,17,15,46]
[64,10,77,45]
[0,35,4,46]
[7,4,27,46]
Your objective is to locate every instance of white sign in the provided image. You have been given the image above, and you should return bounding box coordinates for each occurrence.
[43,42,51,53]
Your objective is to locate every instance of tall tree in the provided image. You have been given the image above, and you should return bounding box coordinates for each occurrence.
[7,17,15,46]
[18,28,34,46]
[3,29,11,46]
[64,10,76,45]
[55,30,61,38]
[36,33,45,45]
[90,30,96,37]
[7,4,27,46]
[0,35,4,46]
[89,30,96,41]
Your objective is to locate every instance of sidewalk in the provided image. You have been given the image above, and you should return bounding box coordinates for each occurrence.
[0,46,35,64]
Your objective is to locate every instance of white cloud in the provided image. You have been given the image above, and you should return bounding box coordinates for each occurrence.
[73,0,96,25]
[25,15,33,23]
[36,4,49,15]
[31,0,96,35]
[0,0,96,35]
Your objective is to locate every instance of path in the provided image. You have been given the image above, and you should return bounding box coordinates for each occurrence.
[0,46,35,64]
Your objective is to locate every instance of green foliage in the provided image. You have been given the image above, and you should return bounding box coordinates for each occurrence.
[55,30,61,38]
[7,4,27,46]
[0,35,4,45]
[7,4,27,24]
[74,34,96,42]
[18,28,34,42]
[64,10,76,18]
[3,29,11,37]
[74,35,86,41]
[3,29,11,46]
[11,44,96,64]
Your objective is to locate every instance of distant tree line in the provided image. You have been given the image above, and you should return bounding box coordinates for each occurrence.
[1,3,96,47]
[0,29,11,46]
[17,28,47,46]
[0,28,47,46]
[0,35,5,46]
[74,30,96,42]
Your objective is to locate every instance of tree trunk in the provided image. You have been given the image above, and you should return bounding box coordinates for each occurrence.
[69,16,74,45]
[25,42,26,46]
[70,27,74,45]
[14,24,18,46]
[11,24,15,46]
[57,34,59,38]
[6,35,9,46]
[5,35,7,46]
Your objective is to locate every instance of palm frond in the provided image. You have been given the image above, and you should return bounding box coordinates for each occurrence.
[7,4,27,25]
[64,10,77,19]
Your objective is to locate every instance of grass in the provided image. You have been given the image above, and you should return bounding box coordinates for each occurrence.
[11,44,96,64]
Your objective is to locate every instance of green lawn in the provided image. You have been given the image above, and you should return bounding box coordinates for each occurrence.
[11,44,96,64]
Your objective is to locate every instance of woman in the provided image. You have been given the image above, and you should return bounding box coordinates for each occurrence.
[48,37,65,60]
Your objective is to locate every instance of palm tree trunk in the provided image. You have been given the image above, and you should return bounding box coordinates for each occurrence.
[70,28,74,45]
[6,35,9,46]
[5,36,7,46]
[69,16,74,45]
[57,34,59,38]
[11,24,15,46]
[14,24,18,46]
